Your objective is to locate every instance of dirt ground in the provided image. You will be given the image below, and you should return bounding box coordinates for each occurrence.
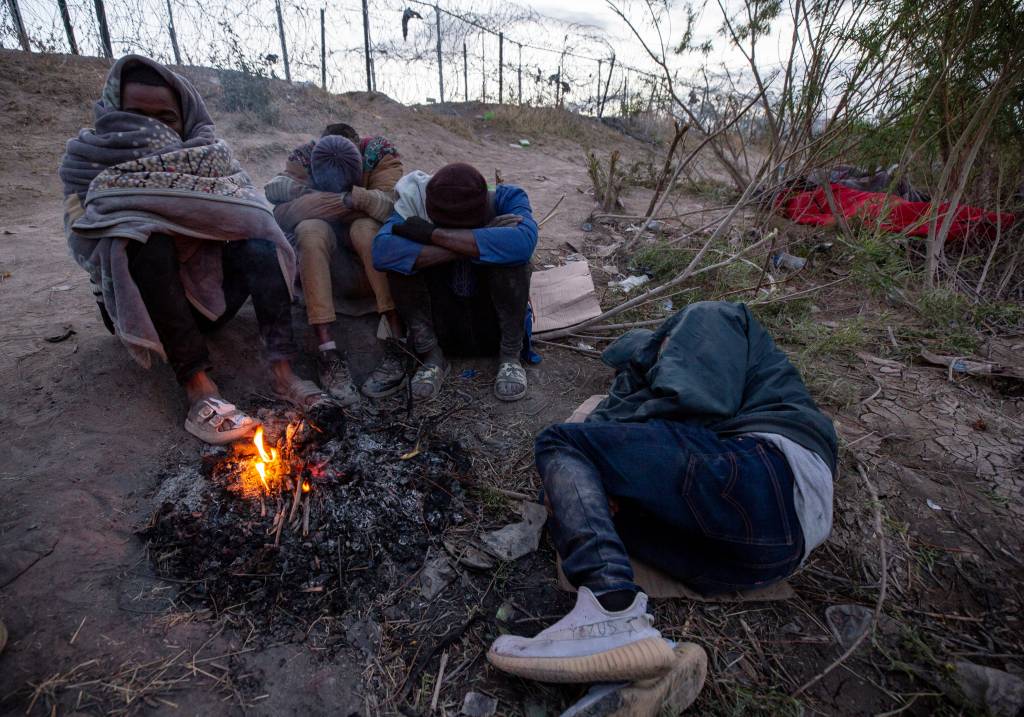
[2,50,1023,716]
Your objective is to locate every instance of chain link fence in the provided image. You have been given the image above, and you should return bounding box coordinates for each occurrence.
[2,0,673,114]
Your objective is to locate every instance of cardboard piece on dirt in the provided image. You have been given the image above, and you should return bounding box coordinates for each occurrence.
[530,262,603,334]
[556,557,795,602]
[558,395,796,603]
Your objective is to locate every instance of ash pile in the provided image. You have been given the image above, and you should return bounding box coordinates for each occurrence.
[140,407,473,640]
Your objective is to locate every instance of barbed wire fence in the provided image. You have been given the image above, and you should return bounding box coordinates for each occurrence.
[2,0,684,117]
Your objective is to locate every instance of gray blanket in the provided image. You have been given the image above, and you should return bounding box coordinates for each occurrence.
[59,54,295,367]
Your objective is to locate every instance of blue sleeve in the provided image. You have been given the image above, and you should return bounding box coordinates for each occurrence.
[372,211,422,275]
[472,185,538,265]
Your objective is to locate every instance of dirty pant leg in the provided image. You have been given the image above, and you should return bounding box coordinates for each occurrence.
[295,218,337,325]
[482,263,530,361]
[536,420,804,596]
[535,423,639,596]
[128,234,210,384]
[205,238,299,363]
[348,217,396,314]
[388,271,438,355]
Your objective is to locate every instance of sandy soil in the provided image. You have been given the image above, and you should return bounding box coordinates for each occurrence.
[2,50,1023,717]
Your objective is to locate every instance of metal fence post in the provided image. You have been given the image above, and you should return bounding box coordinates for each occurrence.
[361,0,372,91]
[463,41,468,102]
[165,0,181,64]
[273,0,291,81]
[599,53,615,118]
[517,42,522,105]
[92,0,112,57]
[497,31,503,104]
[434,4,443,102]
[320,7,326,90]
[596,59,602,114]
[57,0,78,54]
[6,0,30,51]
[480,32,485,102]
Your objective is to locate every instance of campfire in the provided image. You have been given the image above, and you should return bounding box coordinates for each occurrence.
[231,423,317,542]
[141,407,472,639]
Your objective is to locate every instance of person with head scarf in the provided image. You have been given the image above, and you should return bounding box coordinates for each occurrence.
[59,55,330,444]
[265,123,404,405]
[371,163,537,403]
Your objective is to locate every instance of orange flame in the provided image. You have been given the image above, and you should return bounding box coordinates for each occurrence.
[254,426,272,462]
[302,480,311,493]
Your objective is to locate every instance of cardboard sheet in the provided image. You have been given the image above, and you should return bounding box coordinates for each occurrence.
[530,262,603,334]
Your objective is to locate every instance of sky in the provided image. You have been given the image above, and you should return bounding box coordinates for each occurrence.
[4,0,798,106]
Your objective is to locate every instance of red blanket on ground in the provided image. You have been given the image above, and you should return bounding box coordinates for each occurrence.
[780,183,1016,241]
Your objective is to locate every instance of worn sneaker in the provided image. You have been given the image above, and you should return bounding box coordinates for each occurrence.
[494,360,527,402]
[316,349,359,407]
[487,587,675,683]
[361,343,409,399]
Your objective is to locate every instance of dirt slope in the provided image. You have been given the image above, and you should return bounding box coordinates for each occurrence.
[2,49,1023,717]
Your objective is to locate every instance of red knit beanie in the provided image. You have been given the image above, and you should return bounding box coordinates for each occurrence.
[426,163,490,228]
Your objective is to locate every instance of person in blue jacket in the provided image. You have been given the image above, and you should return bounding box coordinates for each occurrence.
[372,163,538,402]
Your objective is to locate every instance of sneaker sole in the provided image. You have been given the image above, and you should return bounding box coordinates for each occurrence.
[487,636,675,684]
[611,642,707,716]
[361,376,409,399]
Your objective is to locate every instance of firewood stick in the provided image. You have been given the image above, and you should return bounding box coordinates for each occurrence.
[288,474,303,523]
[302,499,310,538]
[273,508,285,546]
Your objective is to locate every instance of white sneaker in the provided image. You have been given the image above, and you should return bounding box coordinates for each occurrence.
[486,587,676,683]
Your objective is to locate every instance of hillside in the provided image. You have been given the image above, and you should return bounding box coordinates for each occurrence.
[1,49,1023,717]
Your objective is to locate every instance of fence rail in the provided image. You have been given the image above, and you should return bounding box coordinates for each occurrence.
[1,0,676,115]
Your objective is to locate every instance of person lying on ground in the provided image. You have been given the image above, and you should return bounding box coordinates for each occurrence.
[266,123,404,404]
[371,163,537,402]
[59,54,329,445]
[488,301,837,684]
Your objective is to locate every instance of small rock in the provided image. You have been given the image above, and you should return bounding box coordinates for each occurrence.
[461,691,498,717]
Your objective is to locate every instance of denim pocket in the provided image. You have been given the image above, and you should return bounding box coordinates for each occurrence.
[682,442,796,547]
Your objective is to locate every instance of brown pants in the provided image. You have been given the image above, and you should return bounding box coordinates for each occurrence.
[294,217,395,325]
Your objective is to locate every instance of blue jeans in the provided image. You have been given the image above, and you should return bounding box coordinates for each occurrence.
[536,420,804,596]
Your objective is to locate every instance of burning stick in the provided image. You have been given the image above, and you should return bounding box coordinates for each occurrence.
[302,499,310,538]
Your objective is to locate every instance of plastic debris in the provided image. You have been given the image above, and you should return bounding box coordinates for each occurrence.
[661,298,674,312]
[582,222,593,232]
[825,604,874,649]
[460,368,478,379]
[461,691,498,717]
[419,548,456,600]
[611,274,651,293]
[518,138,530,146]
[478,502,547,561]
[771,252,807,271]
[927,498,942,511]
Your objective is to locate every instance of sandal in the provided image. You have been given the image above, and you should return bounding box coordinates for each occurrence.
[273,375,332,411]
[185,396,257,445]
[411,362,450,402]
[494,361,528,402]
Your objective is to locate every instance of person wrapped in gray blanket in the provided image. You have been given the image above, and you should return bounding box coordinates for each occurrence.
[59,55,331,444]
